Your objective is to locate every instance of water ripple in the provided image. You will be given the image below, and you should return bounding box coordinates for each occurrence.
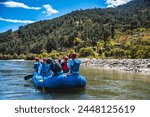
[0,61,150,100]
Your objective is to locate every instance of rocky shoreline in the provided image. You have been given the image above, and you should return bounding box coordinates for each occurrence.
[80,58,150,74]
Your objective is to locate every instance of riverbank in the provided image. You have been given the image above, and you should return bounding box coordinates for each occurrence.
[1,58,150,74]
[80,59,150,74]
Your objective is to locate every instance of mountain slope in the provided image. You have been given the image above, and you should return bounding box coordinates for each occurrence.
[0,0,150,59]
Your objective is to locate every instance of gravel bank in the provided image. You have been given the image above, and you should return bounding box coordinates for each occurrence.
[80,58,150,74]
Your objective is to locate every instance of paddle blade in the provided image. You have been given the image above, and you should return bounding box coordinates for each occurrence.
[24,75,33,80]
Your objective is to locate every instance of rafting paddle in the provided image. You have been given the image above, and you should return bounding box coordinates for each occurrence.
[24,75,33,80]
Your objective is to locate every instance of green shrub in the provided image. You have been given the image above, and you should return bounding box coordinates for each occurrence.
[26,53,35,60]
[140,39,150,46]
[130,45,137,58]
[49,50,60,59]
[106,39,115,48]
[110,48,126,58]
[136,50,145,58]
[135,46,150,58]
[13,53,18,59]
[79,47,98,58]
[18,54,26,59]
[97,41,104,53]
[124,41,131,49]
[0,54,13,60]
[105,51,112,57]
[100,53,106,59]
[124,50,131,58]
[67,49,75,58]
[6,54,13,59]
[42,52,49,58]
[36,54,43,59]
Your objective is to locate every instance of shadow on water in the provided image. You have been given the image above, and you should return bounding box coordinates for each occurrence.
[0,60,150,100]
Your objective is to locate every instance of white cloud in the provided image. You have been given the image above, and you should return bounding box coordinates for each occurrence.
[0,17,35,23]
[105,0,132,7]
[0,1,41,10]
[43,4,58,16]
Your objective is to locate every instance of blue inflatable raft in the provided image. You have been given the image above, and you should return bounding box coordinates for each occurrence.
[32,72,86,89]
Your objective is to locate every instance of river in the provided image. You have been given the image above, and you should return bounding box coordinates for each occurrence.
[0,60,150,100]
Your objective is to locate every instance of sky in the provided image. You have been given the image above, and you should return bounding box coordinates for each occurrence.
[0,0,132,33]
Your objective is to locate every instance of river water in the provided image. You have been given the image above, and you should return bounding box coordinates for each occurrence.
[0,60,150,100]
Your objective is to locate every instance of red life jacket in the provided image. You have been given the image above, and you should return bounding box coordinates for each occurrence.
[62,61,69,71]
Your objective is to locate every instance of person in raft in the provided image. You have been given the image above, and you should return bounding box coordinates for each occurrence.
[58,58,62,64]
[45,58,53,76]
[38,58,52,76]
[34,57,41,72]
[61,56,70,73]
[50,60,63,76]
[68,52,81,74]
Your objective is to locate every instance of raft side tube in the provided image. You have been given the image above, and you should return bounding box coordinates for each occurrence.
[32,72,87,89]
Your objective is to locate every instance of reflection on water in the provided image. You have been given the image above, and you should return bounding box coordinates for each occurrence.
[82,66,150,100]
[0,60,150,100]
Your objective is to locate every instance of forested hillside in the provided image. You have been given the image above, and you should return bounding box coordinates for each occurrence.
[0,0,150,59]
